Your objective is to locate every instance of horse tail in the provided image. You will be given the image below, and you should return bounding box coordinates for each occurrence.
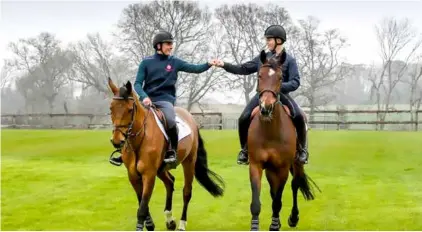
[194,129,225,197]
[291,162,321,201]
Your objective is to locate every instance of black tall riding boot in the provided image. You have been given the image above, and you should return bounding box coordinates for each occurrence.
[165,126,178,168]
[237,115,250,165]
[293,116,309,164]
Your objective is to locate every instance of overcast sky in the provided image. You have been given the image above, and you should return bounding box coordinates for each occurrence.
[1,0,422,64]
[1,0,421,103]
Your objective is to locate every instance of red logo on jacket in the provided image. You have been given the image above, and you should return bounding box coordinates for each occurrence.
[165,65,173,72]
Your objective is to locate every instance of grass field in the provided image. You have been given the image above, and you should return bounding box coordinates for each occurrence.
[1,129,422,231]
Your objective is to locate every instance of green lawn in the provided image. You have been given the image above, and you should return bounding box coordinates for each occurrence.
[1,129,422,231]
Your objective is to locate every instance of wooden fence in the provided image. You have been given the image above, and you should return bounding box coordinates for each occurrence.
[0,112,224,130]
[1,110,421,131]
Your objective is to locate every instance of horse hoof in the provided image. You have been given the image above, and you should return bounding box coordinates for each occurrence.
[177,229,185,231]
[166,220,177,231]
[146,225,155,231]
[136,223,144,231]
[288,215,299,228]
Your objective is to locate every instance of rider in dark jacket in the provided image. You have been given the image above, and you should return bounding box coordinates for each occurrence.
[109,30,213,168]
[215,25,309,165]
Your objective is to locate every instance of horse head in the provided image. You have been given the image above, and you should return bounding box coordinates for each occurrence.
[108,78,141,149]
[257,49,287,118]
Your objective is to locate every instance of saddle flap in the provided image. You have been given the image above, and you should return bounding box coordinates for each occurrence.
[152,107,168,129]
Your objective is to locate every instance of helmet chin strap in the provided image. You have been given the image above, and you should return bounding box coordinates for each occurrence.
[273,39,284,54]
[156,44,169,56]
[269,38,283,53]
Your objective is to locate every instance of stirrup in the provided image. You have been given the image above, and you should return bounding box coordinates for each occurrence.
[109,150,123,166]
[164,150,177,162]
[237,150,249,165]
[296,149,308,164]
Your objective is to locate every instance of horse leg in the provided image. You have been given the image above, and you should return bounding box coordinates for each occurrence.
[266,168,289,231]
[157,171,177,230]
[135,187,155,231]
[249,163,263,231]
[136,172,156,231]
[288,166,300,228]
[129,177,155,230]
[178,158,195,231]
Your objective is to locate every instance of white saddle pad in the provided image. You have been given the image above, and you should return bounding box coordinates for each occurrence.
[151,110,192,141]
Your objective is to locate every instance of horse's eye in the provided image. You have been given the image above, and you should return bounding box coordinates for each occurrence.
[128,108,133,113]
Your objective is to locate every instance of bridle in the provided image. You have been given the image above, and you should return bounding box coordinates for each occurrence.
[109,96,150,159]
[258,63,281,117]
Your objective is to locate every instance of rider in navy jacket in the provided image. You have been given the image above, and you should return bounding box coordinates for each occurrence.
[216,25,309,165]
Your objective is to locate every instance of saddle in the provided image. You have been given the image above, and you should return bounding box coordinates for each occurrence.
[151,105,169,130]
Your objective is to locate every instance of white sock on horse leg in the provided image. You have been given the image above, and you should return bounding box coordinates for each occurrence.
[164,210,174,223]
[178,220,187,231]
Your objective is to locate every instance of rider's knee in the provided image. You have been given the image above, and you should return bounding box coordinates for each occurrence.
[238,112,248,121]
[167,117,176,129]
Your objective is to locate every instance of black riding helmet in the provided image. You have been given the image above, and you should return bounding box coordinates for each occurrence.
[264,25,287,42]
[152,30,174,50]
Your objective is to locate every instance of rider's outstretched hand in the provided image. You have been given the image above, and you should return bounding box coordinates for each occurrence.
[215,60,224,67]
[209,59,217,66]
[209,59,224,67]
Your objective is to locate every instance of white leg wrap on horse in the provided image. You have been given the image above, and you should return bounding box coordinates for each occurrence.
[178,220,187,231]
[164,210,174,223]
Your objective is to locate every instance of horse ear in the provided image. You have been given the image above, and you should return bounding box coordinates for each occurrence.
[108,77,118,95]
[125,81,132,95]
[260,50,267,64]
[278,49,287,66]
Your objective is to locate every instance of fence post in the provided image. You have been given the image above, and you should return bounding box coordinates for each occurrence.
[376,111,379,131]
[337,110,340,130]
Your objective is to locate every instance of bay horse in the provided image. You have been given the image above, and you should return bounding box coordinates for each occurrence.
[107,78,225,231]
[248,50,320,231]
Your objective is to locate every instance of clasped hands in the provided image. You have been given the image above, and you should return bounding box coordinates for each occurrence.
[208,59,224,67]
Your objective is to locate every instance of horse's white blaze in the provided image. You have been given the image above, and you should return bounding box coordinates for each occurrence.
[178,220,187,230]
[164,210,174,223]
[269,68,275,76]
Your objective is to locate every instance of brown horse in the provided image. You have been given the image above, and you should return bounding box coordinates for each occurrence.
[247,50,320,231]
[107,78,225,231]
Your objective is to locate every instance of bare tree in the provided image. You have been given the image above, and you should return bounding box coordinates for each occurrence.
[215,3,293,104]
[1,61,13,89]
[176,23,230,110]
[369,17,422,129]
[115,0,210,63]
[69,33,131,95]
[7,32,73,113]
[293,16,350,120]
[402,55,422,129]
[115,0,223,109]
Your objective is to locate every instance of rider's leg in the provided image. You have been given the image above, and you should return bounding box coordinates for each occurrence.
[237,93,260,165]
[154,101,178,166]
[279,94,308,164]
